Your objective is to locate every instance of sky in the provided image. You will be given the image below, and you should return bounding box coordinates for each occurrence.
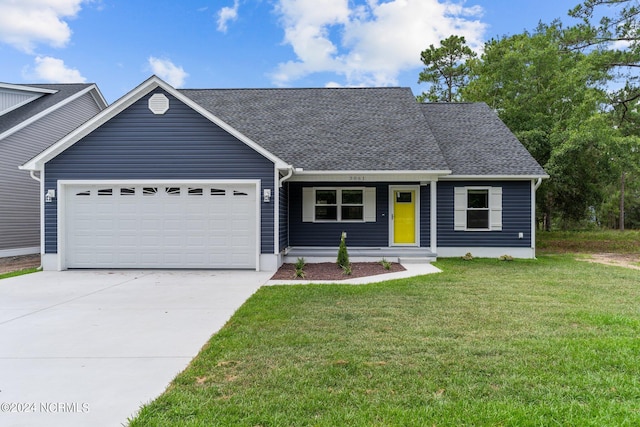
[0,0,580,103]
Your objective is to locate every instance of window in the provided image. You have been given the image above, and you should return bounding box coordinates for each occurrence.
[341,189,363,220]
[454,187,502,231]
[467,189,489,229]
[303,187,376,222]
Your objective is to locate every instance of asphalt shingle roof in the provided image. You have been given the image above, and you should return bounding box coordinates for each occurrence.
[180,87,450,172]
[420,102,547,176]
[181,87,545,176]
[0,83,95,135]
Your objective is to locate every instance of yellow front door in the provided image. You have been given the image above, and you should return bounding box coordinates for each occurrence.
[393,190,416,244]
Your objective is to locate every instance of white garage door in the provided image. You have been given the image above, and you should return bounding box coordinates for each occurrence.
[64,182,258,269]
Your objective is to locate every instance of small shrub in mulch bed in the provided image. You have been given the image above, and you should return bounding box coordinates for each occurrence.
[271,262,405,281]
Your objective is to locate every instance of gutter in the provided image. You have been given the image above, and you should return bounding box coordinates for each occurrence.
[278,166,294,187]
[534,177,543,190]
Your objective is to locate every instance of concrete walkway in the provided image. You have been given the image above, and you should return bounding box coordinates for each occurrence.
[0,270,271,427]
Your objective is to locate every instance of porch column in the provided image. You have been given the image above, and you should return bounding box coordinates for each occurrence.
[430,180,437,254]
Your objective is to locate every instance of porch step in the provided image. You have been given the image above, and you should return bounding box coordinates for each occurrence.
[284,247,436,264]
[399,256,437,264]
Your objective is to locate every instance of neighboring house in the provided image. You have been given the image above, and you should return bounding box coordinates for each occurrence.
[20,76,547,271]
[0,82,107,258]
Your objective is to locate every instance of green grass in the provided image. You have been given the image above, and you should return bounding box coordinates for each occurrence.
[129,256,640,426]
[537,229,640,254]
[0,268,40,280]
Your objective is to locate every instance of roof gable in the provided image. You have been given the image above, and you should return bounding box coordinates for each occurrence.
[0,83,107,141]
[180,87,450,172]
[21,76,288,171]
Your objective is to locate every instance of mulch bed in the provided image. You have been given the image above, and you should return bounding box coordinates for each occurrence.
[0,254,41,274]
[271,261,405,281]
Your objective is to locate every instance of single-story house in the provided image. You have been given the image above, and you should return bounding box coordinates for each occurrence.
[20,76,548,271]
[0,82,107,258]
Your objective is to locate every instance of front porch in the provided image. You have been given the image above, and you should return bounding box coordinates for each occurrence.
[283,246,437,264]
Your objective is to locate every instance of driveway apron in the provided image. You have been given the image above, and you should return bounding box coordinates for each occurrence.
[0,269,271,427]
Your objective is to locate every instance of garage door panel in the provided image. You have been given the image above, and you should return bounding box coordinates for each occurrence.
[64,183,257,269]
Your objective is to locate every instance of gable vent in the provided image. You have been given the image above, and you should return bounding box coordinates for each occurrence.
[148,93,169,114]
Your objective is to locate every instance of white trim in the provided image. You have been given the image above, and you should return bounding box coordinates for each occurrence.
[307,187,370,223]
[2,85,106,142]
[55,179,261,271]
[443,174,549,180]
[389,185,420,247]
[437,247,536,259]
[273,169,279,255]
[0,246,39,258]
[0,83,58,94]
[20,76,287,171]
[290,170,451,183]
[40,169,46,256]
[430,180,437,254]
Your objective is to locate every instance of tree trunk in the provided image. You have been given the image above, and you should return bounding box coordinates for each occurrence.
[620,172,626,231]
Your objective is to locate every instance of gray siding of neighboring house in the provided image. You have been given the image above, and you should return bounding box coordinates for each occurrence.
[287,182,432,248]
[0,90,37,114]
[437,180,532,248]
[0,92,102,254]
[43,90,276,255]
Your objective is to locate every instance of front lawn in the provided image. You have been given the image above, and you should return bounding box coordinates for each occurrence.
[129,256,640,426]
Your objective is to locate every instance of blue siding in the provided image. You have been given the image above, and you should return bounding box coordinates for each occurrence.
[419,184,431,248]
[44,90,275,254]
[289,182,388,247]
[437,181,532,247]
[288,182,431,248]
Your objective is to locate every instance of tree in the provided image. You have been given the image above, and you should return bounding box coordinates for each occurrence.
[567,0,640,229]
[461,23,613,228]
[417,35,476,102]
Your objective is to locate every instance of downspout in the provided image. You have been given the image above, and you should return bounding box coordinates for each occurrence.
[278,166,295,256]
[28,169,43,270]
[534,177,542,190]
[279,165,294,187]
[30,170,41,183]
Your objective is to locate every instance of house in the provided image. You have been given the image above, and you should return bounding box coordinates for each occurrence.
[0,82,107,258]
[20,76,547,271]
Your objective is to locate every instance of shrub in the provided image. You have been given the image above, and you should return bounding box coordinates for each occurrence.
[342,263,352,276]
[499,254,514,261]
[294,257,306,279]
[380,258,392,270]
[462,252,474,261]
[337,232,350,268]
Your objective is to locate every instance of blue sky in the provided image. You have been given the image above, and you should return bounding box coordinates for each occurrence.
[1,0,579,103]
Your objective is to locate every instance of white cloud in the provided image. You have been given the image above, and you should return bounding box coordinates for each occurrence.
[217,0,240,33]
[29,56,87,83]
[148,57,189,88]
[270,0,486,87]
[0,0,87,53]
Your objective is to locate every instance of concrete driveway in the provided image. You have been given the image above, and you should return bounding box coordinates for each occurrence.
[0,269,272,427]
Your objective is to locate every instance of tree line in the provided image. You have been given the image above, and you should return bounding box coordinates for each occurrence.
[418,0,640,230]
